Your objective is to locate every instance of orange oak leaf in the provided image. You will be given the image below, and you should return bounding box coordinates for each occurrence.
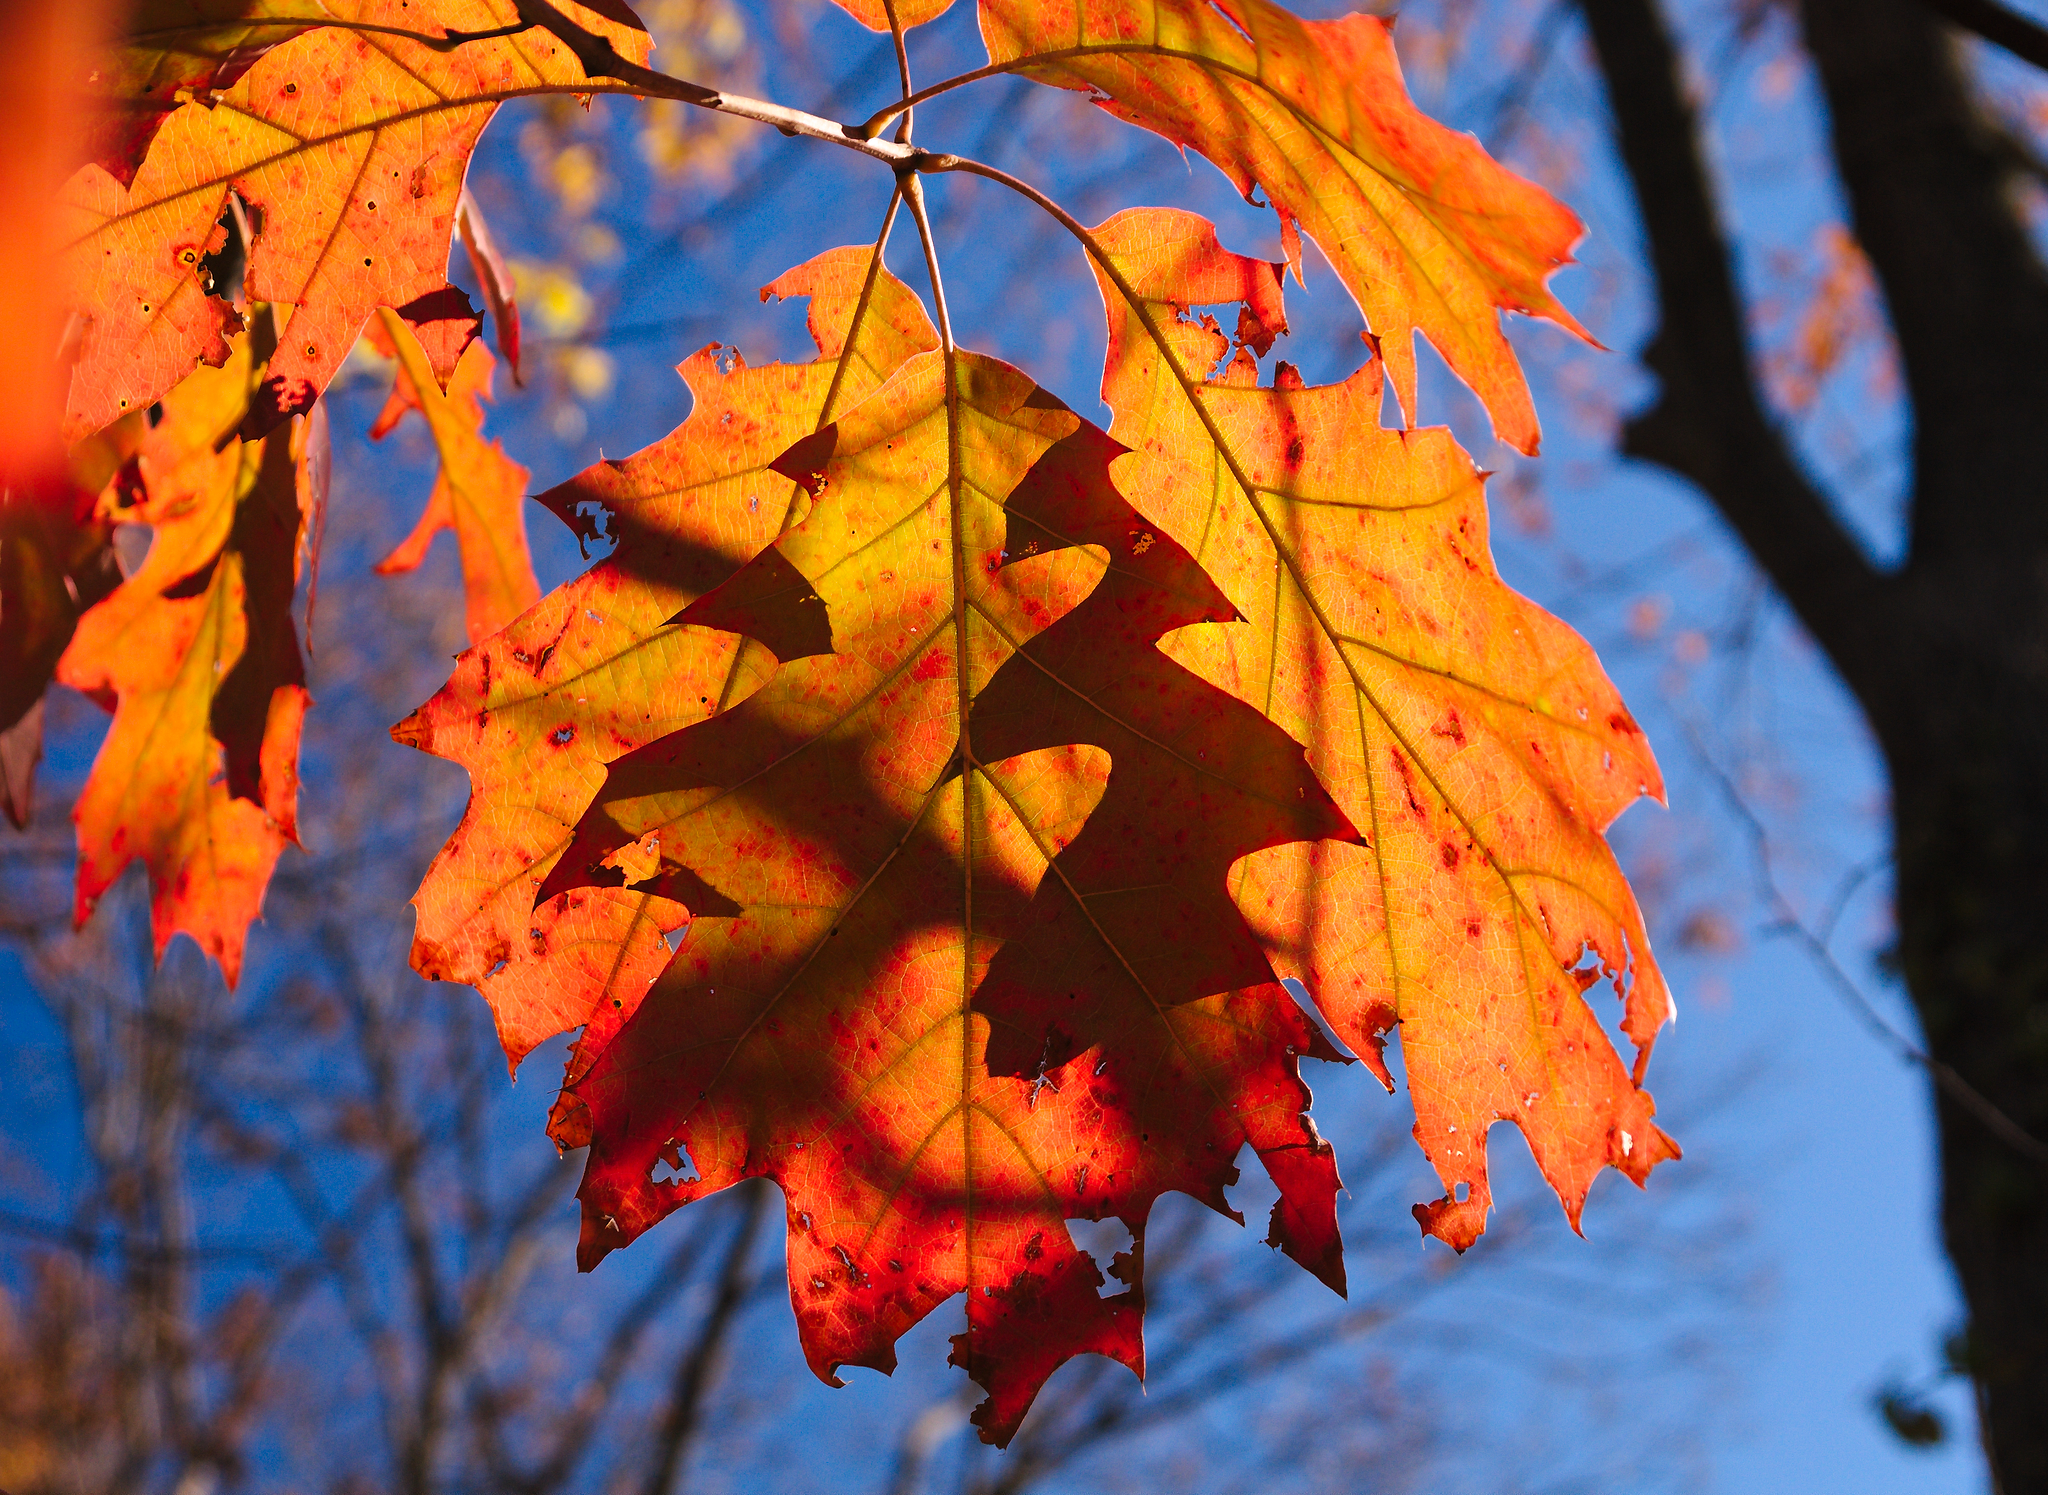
[1076,207,1675,1251]
[368,307,537,644]
[391,241,940,1071]
[56,312,313,986]
[58,0,651,441]
[977,0,1591,455]
[85,0,336,183]
[531,344,1353,1443]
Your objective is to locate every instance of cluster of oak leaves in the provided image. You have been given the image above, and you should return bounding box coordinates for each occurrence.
[3,0,1683,1443]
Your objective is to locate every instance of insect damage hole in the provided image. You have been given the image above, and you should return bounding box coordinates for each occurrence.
[1220,1139,1280,1231]
[1065,1217,1136,1297]
[648,1139,700,1187]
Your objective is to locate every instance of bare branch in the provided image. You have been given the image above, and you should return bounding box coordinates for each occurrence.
[1672,709,2048,1169]
[1575,0,1898,713]
[1799,0,2048,567]
[636,1184,770,1495]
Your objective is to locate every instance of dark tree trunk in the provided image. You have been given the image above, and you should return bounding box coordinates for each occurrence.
[1891,687,2048,1488]
[1577,0,2048,1485]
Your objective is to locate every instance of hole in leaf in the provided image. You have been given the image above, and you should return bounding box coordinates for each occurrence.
[1568,936,1646,1063]
[564,498,617,561]
[649,1139,699,1187]
[201,197,249,301]
[111,524,152,576]
[1215,1140,1273,1227]
[1453,1181,1470,1203]
[1065,1217,1135,1297]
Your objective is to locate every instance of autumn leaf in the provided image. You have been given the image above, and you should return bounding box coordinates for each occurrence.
[529,333,1353,1442]
[392,239,940,1071]
[1073,206,1674,1251]
[85,0,336,182]
[457,187,524,381]
[975,0,1590,454]
[56,312,312,987]
[368,308,538,644]
[58,0,652,441]
[0,417,142,826]
[830,0,955,32]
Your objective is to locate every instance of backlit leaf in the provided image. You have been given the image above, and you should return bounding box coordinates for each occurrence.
[830,0,955,33]
[368,308,538,644]
[85,0,335,182]
[458,187,525,381]
[56,313,312,986]
[1077,207,1674,1250]
[58,0,651,440]
[978,0,1591,454]
[392,242,939,1069]
[530,337,1353,1442]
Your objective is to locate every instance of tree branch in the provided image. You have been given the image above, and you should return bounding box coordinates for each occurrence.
[1672,708,2048,1169]
[636,1185,769,1495]
[1916,0,2048,72]
[1575,0,1898,716]
[502,0,918,167]
[1800,0,2048,566]
[181,0,923,168]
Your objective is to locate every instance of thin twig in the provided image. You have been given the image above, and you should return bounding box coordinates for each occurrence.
[902,172,956,354]
[125,0,923,173]
[637,1185,770,1495]
[882,0,915,143]
[1477,0,1572,145]
[1674,711,2048,1168]
[490,0,919,166]
[853,42,1309,141]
